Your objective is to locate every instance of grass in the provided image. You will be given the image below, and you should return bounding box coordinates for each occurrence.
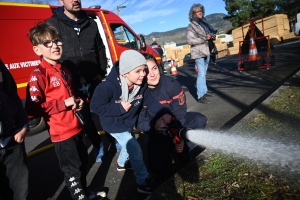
[149,75,300,200]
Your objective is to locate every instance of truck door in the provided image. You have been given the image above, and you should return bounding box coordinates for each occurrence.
[111,24,141,52]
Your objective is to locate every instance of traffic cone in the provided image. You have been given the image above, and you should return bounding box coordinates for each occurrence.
[170,60,178,76]
[194,64,198,73]
[226,48,231,58]
[248,37,259,61]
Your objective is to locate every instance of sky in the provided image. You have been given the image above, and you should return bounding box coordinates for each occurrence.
[3,0,228,35]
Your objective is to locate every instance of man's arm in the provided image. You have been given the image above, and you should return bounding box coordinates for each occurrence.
[94,29,108,79]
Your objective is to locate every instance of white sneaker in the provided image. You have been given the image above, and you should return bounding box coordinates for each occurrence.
[87,190,106,199]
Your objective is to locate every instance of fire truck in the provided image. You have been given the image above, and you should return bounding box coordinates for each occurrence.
[0,2,161,135]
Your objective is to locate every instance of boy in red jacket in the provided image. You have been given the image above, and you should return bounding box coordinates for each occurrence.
[25,22,104,200]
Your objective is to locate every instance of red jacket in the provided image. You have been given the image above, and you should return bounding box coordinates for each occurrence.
[25,59,83,142]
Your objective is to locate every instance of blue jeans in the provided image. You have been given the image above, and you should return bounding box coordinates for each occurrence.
[110,132,149,185]
[196,56,210,99]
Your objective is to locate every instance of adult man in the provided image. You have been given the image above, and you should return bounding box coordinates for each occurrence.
[45,0,109,162]
[0,59,29,200]
[150,38,164,59]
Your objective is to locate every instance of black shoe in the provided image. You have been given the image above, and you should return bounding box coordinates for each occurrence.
[204,91,215,97]
[116,161,132,171]
[197,96,211,104]
[137,178,156,194]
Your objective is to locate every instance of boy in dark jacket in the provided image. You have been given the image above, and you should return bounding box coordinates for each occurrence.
[25,22,105,200]
[0,59,29,200]
[137,54,207,173]
[90,50,171,195]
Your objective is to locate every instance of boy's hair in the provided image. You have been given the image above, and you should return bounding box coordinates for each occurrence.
[29,22,61,46]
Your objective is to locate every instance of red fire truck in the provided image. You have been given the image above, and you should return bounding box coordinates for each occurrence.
[0,2,161,134]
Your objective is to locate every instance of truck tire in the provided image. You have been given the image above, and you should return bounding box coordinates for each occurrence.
[27,117,46,136]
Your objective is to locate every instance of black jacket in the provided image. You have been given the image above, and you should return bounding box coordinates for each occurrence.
[46,7,107,85]
[0,59,28,140]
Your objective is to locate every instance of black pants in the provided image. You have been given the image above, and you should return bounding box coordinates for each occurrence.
[79,100,103,149]
[53,132,89,200]
[147,133,190,173]
[147,112,207,173]
[0,141,29,200]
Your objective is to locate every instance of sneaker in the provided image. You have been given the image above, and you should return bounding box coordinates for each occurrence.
[115,143,122,152]
[87,190,106,200]
[137,178,156,194]
[197,96,211,104]
[204,91,215,97]
[95,143,104,163]
[116,161,132,171]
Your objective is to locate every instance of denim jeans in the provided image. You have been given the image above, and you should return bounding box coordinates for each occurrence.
[196,56,210,99]
[0,141,29,200]
[110,132,149,185]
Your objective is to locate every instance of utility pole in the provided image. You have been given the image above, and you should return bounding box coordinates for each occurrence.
[116,5,126,16]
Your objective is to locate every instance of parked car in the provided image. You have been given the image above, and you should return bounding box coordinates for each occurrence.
[183,53,195,66]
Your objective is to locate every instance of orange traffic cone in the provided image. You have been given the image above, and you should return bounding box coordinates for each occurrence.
[248,37,259,61]
[170,60,178,76]
[194,64,198,73]
[226,48,231,58]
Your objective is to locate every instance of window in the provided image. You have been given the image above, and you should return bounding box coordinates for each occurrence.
[111,24,138,50]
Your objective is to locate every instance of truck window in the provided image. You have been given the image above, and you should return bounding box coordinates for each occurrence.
[111,24,138,50]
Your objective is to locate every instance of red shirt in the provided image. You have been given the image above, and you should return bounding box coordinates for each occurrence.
[25,59,83,142]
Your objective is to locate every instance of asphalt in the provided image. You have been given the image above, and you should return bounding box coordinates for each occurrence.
[24,40,300,200]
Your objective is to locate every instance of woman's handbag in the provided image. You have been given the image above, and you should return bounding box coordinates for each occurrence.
[208,40,218,55]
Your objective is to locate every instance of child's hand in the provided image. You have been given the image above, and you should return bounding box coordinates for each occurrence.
[75,98,84,111]
[14,128,28,143]
[121,101,132,112]
[174,139,184,153]
[64,96,77,110]
[155,114,172,130]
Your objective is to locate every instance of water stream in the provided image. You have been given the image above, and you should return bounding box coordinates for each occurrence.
[186,129,300,172]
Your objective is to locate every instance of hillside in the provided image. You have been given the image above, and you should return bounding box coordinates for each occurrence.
[144,13,232,45]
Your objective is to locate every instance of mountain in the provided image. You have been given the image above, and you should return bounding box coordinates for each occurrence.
[143,13,232,45]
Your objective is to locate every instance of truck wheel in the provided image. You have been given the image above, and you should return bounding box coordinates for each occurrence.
[27,117,46,136]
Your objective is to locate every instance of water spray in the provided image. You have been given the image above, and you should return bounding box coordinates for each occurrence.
[162,120,300,172]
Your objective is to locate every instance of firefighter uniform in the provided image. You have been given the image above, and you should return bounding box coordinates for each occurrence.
[137,75,207,173]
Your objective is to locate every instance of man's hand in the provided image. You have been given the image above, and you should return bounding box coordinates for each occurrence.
[14,128,28,143]
[121,101,132,112]
[155,114,172,130]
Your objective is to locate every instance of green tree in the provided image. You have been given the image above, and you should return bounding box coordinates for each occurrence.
[274,0,300,20]
[223,0,277,28]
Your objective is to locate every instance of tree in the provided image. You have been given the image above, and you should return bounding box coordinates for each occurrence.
[223,0,277,28]
[274,0,300,21]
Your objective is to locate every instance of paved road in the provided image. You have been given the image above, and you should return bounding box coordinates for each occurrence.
[24,40,300,200]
